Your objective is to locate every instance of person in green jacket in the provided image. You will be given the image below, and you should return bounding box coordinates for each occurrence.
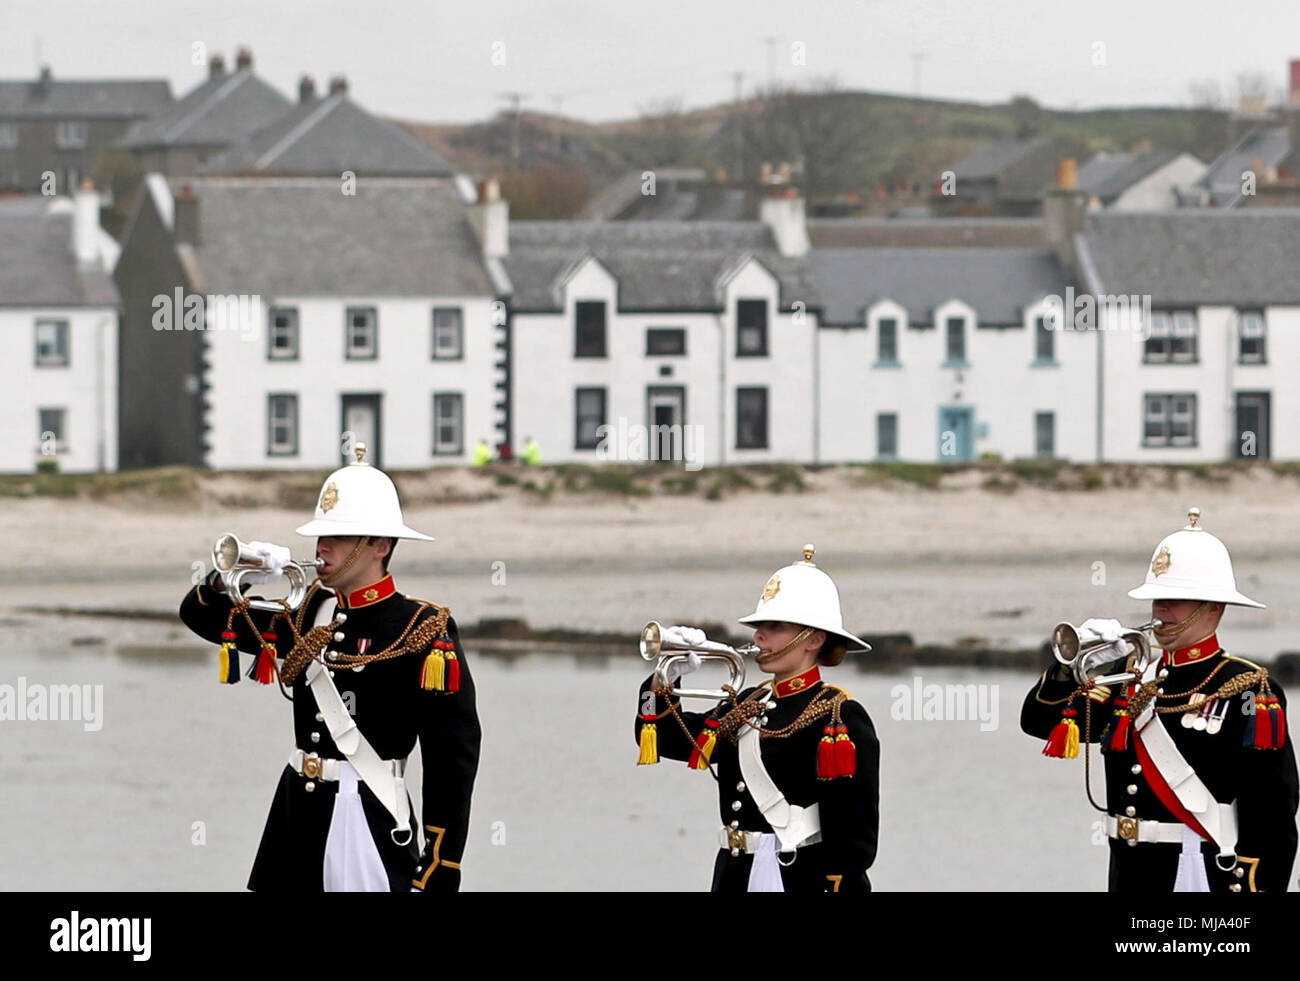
[521,436,542,466]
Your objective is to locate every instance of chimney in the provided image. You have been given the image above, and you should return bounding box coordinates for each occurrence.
[1043,157,1087,273]
[39,65,52,83]
[73,178,101,267]
[328,75,348,98]
[209,54,226,77]
[1290,59,1300,108]
[759,186,809,257]
[468,178,508,258]
[299,74,316,103]
[173,184,200,246]
[235,47,252,71]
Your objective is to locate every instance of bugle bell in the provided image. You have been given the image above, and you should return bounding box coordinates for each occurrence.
[212,533,323,612]
[639,621,755,700]
[1051,619,1162,688]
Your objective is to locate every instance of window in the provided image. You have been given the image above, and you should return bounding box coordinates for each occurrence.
[877,413,898,459]
[1143,393,1197,447]
[433,307,463,360]
[1034,315,1055,363]
[877,317,898,363]
[35,318,69,365]
[0,122,17,149]
[38,407,67,454]
[736,387,768,449]
[432,393,463,455]
[345,307,377,360]
[575,388,607,449]
[646,327,686,356]
[1144,310,1198,363]
[575,301,606,358]
[1035,411,1055,458]
[55,120,86,148]
[945,316,967,364]
[737,300,768,357]
[267,394,298,456]
[1238,311,1266,364]
[267,307,299,360]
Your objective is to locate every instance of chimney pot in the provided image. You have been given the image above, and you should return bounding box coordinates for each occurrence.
[235,47,252,70]
[329,75,348,97]
[209,54,226,77]
[39,65,52,83]
[299,74,316,103]
[1056,157,1078,189]
[1290,59,1300,107]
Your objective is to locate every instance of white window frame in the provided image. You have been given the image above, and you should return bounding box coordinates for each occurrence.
[575,387,606,450]
[268,307,299,361]
[944,316,968,365]
[1034,315,1055,363]
[267,394,299,456]
[432,307,463,360]
[1238,310,1266,364]
[1034,411,1055,458]
[345,307,377,360]
[1143,393,1197,448]
[736,299,769,358]
[55,120,86,149]
[38,407,68,455]
[35,318,70,366]
[876,412,898,460]
[432,392,463,455]
[0,122,17,149]
[877,317,898,364]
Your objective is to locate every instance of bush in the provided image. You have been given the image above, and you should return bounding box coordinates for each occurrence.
[1080,468,1104,490]
[36,457,58,475]
[587,468,651,496]
[766,463,807,493]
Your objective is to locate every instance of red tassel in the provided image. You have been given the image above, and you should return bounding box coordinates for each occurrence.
[445,652,461,693]
[1043,708,1080,759]
[817,725,838,780]
[1272,696,1287,748]
[253,646,277,684]
[1106,697,1131,752]
[833,725,856,777]
[687,717,719,770]
[1253,696,1273,749]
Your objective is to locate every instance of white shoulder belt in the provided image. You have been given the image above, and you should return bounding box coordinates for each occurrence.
[737,722,821,853]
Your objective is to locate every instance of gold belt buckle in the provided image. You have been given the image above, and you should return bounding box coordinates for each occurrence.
[1117,816,1138,841]
[727,829,748,852]
[302,754,323,780]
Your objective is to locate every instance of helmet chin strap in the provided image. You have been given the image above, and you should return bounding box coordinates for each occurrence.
[1152,601,1214,649]
[319,537,372,589]
[754,627,815,665]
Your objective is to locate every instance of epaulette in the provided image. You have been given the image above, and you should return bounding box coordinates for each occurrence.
[1222,653,1265,673]
[411,605,458,693]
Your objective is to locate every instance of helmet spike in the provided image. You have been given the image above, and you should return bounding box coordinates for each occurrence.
[1185,506,1201,531]
[801,544,816,565]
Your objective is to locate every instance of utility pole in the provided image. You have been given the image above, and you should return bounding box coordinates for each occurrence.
[498,91,528,167]
[731,71,745,184]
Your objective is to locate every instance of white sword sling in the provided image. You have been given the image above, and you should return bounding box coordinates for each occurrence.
[736,722,822,892]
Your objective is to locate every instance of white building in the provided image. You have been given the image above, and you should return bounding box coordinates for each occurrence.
[1076,151,1206,211]
[504,196,819,467]
[114,176,503,469]
[813,247,1092,462]
[1079,209,1300,462]
[0,188,118,473]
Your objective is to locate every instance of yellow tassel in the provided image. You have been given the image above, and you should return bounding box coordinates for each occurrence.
[219,642,234,682]
[420,650,446,690]
[1064,716,1080,759]
[637,722,658,765]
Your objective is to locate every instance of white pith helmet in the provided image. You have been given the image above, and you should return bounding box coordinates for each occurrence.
[295,443,434,541]
[1127,507,1262,609]
[738,545,871,655]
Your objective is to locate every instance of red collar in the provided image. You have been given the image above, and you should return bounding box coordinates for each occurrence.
[338,574,397,610]
[774,666,821,698]
[1162,634,1221,667]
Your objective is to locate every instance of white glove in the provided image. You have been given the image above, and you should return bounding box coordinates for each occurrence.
[248,540,293,572]
[1077,618,1133,658]
[661,625,706,648]
[664,652,702,684]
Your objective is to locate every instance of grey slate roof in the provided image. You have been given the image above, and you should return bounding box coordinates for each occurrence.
[951,136,1052,181]
[168,178,494,297]
[810,248,1073,326]
[808,217,1046,248]
[115,70,290,149]
[1198,127,1290,207]
[1077,151,1179,203]
[197,95,454,176]
[0,199,118,307]
[1080,210,1300,305]
[0,76,171,119]
[504,222,818,311]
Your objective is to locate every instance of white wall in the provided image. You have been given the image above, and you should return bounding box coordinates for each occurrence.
[512,256,816,466]
[1,307,118,473]
[1111,155,1207,211]
[203,294,499,469]
[819,295,1097,462]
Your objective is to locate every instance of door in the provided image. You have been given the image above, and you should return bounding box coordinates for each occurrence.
[938,406,974,461]
[341,394,382,467]
[646,386,686,463]
[1234,392,1270,459]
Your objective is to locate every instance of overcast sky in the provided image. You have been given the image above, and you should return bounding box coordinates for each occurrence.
[5,0,1298,123]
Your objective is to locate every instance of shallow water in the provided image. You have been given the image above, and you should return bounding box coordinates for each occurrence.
[10,611,1292,891]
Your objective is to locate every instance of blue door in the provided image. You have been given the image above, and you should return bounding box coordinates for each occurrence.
[938,407,974,460]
